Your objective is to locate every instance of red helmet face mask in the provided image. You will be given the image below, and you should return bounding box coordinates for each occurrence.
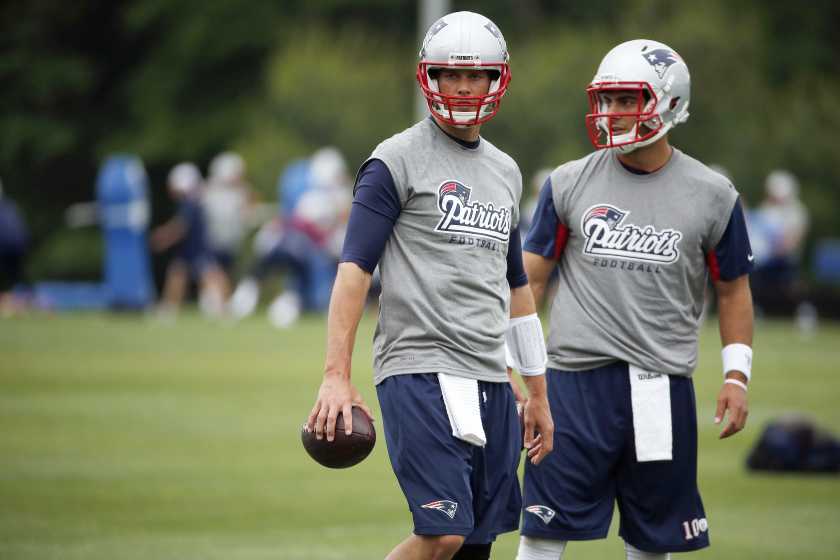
[416,63,511,127]
[585,82,663,150]
[417,12,512,127]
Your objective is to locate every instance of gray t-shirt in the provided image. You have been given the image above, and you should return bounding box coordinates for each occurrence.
[540,148,737,376]
[369,118,522,384]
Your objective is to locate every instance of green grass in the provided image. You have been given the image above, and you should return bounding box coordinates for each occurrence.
[1,312,839,559]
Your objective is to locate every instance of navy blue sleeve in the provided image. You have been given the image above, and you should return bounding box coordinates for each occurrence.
[523,178,568,260]
[710,197,754,281]
[506,225,528,288]
[339,159,401,273]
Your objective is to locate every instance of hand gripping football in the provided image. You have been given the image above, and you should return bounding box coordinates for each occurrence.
[301,406,376,468]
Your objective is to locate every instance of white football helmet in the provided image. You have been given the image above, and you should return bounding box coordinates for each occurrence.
[765,169,799,202]
[167,162,202,195]
[209,151,245,183]
[417,11,511,126]
[585,39,690,152]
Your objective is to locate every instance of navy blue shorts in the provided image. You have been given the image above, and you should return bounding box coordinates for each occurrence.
[376,373,522,544]
[521,363,709,553]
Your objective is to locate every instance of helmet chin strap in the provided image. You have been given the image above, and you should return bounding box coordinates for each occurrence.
[614,123,670,153]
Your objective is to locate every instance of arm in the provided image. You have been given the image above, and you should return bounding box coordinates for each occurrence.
[708,197,755,439]
[507,228,554,465]
[714,274,753,439]
[523,251,556,308]
[509,284,554,464]
[521,175,567,308]
[149,217,186,253]
[306,158,400,441]
[306,262,374,441]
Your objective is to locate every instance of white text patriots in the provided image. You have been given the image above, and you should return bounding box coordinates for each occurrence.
[581,204,681,264]
[435,180,511,241]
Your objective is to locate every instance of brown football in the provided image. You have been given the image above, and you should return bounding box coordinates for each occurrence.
[301,406,376,469]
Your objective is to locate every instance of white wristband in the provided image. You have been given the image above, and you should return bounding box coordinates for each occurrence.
[724,378,748,392]
[721,343,752,381]
[505,313,547,376]
[504,341,516,370]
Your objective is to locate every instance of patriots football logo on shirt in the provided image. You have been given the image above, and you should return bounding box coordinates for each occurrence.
[421,499,459,519]
[435,180,511,242]
[525,505,556,525]
[581,204,682,264]
[584,205,626,228]
[642,48,681,79]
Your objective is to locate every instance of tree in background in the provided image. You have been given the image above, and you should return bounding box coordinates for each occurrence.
[1,0,838,280]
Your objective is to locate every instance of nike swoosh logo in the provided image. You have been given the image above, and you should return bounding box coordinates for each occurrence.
[747,254,754,262]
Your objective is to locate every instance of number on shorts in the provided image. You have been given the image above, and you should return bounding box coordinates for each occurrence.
[682,518,708,540]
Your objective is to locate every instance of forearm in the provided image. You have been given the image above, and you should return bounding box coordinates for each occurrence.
[523,251,554,308]
[520,372,547,398]
[510,284,537,318]
[151,219,186,252]
[716,277,754,346]
[323,262,372,379]
[506,283,548,376]
[715,275,754,383]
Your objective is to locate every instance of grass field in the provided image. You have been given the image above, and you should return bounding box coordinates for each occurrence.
[1,311,839,559]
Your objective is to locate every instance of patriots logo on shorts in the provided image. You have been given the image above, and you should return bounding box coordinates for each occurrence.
[642,48,681,79]
[525,504,556,525]
[421,499,459,519]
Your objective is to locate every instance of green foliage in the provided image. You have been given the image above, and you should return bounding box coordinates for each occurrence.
[2,0,839,270]
[26,228,103,282]
[237,26,414,197]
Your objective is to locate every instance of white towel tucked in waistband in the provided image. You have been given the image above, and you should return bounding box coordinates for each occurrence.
[628,365,673,462]
[438,373,486,447]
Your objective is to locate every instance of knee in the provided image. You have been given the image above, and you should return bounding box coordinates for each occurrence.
[427,534,465,559]
[453,542,492,560]
[517,536,566,560]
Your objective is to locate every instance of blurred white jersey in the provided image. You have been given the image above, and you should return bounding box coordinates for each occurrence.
[293,182,352,258]
[202,181,248,252]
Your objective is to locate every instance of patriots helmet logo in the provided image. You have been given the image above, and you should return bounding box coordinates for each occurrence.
[421,499,459,519]
[438,181,472,212]
[525,505,556,525]
[420,18,448,58]
[642,48,681,79]
[583,205,626,228]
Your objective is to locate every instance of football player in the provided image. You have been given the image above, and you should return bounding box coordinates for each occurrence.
[306,11,554,560]
[516,40,754,560]
[150,163,228,318]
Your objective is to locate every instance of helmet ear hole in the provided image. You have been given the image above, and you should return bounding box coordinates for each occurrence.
[670,97,680,110]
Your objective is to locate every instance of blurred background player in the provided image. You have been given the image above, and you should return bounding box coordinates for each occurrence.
[202,151,254,290]
[518,40,754,560]
[747,169,810,312]
[0,177,30,314]
[306,11,553,560]
[150,163,227,318]
[229,146,352,328]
